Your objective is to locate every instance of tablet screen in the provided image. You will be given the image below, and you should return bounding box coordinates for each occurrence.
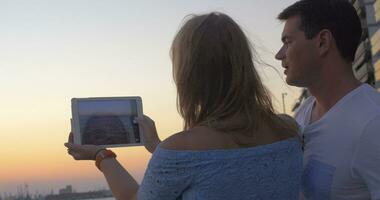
[72,97,143,147]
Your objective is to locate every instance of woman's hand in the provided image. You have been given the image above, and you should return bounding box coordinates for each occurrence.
[64,132,105,160]
[136,115,161,153]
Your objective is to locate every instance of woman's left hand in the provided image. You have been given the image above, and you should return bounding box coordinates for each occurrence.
[64,132,105,160]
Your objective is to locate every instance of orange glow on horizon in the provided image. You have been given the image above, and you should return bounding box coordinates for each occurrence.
[0,118,180,184]
[0,146,152,183]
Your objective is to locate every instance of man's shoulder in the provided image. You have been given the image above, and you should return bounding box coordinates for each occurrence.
[345,84,380,118]
[360,84,380,108]
[362,114,380,135]
[348,85,380,135]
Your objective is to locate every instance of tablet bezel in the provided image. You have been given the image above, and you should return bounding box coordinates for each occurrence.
[71,96,143,148]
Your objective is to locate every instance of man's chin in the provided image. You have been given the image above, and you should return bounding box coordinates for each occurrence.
[285,77,304,87]
[285,77,295,86]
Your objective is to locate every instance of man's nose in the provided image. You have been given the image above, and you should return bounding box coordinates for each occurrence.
[275,47,285,60]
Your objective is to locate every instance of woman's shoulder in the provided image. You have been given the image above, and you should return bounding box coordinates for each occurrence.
[277,114,296,124]
[159,124,301,153]
[160,126,232,151]
[276,114,299,132]
[159,130,192,150]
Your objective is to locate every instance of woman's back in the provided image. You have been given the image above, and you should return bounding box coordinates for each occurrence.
[137,125,302,199]
[137,12,303,199]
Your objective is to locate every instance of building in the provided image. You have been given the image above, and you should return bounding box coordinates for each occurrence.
[352,0,378,87]
[371,0,380,90]
[352,0,375,85]
[58,185,73,195]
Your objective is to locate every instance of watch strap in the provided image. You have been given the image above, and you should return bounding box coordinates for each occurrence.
[95,149,117,171]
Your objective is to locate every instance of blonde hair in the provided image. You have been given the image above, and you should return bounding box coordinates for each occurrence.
[171,12,296,140]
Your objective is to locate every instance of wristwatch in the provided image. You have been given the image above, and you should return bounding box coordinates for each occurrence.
[95,149,117,171]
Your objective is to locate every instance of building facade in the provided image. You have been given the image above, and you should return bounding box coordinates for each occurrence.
[352,0,375,86]
[371,0,380,91]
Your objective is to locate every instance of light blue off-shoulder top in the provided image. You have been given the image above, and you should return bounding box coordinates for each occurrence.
[137,136,302,200]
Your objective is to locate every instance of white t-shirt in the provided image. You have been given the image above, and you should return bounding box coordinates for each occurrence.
[295,84,380,200]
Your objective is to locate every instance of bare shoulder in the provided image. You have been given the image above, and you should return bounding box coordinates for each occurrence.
[160,126,225,150]
[159,130,192,150]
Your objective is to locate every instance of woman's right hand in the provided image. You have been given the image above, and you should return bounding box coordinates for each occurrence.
[135,115,161,153]
[64,132,105,160]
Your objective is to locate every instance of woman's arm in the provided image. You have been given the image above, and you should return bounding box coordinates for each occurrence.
[64,141,139,200]
[99,157,138,200]
[65,115,162,200]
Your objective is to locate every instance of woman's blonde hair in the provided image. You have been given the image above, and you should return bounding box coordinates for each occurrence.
[171,12,296,140]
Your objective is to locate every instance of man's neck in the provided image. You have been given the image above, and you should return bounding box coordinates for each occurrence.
[308,70,362,122]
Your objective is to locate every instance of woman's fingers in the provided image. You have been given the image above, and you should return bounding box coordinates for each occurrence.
[64,142,81,150]
[134,115,161,153]
[68,132,74,143]
[65,143,78,159]
[65,131,103,160]
[64,142,71,148]
[70,152,83,160]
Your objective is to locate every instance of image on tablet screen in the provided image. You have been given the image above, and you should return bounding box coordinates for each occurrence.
[77,99,140,145]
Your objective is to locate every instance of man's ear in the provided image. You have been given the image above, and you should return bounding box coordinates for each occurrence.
[316,29,333,57]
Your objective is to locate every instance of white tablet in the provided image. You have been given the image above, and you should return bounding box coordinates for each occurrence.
[71,96,143,148]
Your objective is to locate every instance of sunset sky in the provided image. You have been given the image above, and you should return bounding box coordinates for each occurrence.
[0,0,299,195]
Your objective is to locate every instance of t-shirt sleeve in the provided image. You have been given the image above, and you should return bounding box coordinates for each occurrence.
[137,147,196,200]
[352,115,380,199]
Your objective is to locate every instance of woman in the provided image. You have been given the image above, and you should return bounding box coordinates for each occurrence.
[65,12,302,200]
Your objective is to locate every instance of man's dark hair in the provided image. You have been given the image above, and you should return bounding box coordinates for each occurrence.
[278,0,362,62]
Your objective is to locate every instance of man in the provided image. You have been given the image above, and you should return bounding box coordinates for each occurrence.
[275,0,380,199]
